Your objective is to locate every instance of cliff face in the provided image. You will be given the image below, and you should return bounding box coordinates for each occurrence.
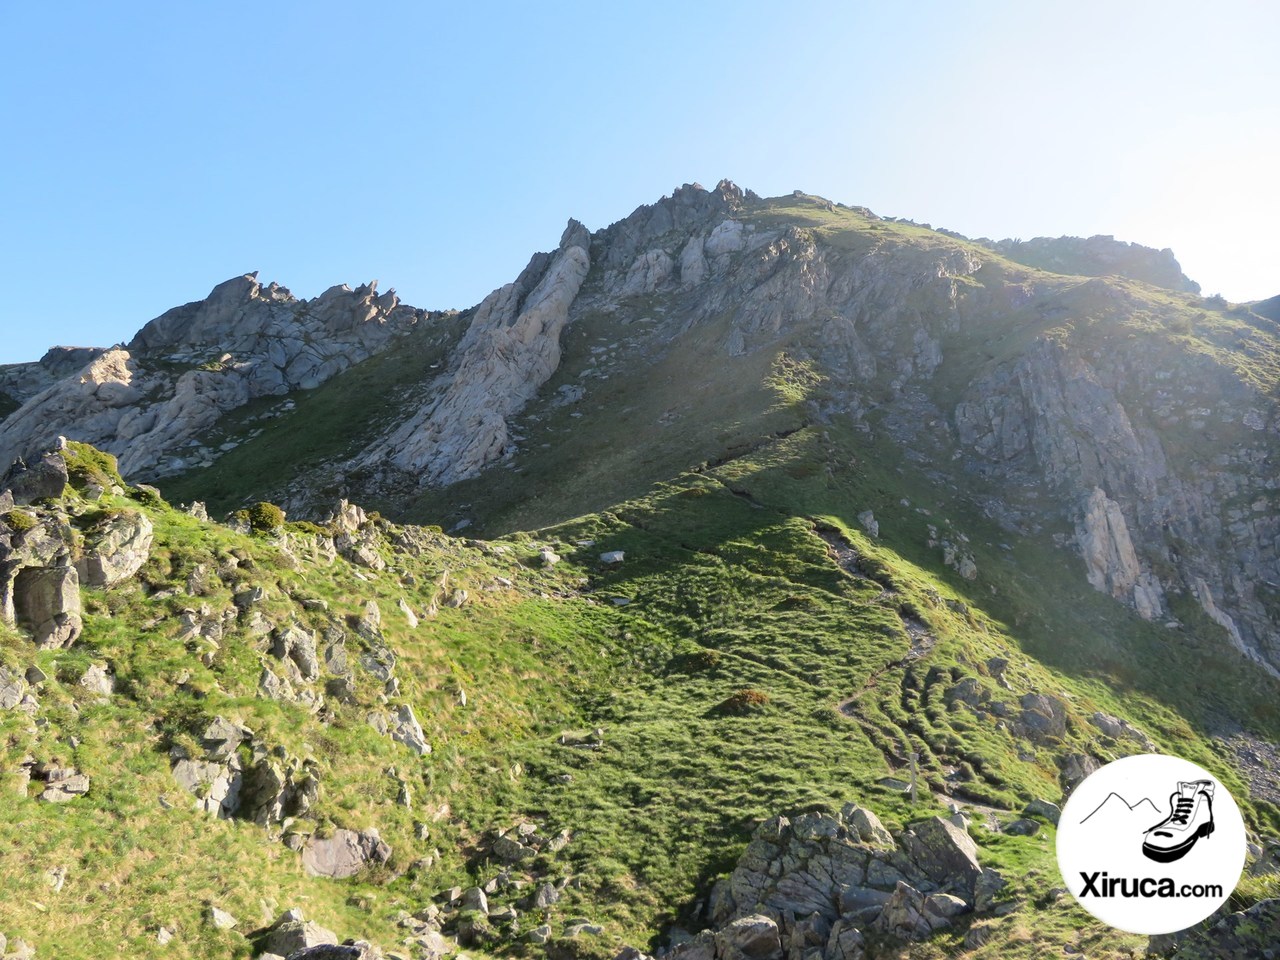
[1,183,1276,677]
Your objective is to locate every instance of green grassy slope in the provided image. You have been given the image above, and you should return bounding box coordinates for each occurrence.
[3,426,1277,960]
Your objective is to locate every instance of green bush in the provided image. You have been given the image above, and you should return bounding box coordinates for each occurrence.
[247,501,285,533]
[244,504,285,535]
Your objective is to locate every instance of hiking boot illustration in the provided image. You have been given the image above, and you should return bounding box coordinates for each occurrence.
[1143,780,1215,863]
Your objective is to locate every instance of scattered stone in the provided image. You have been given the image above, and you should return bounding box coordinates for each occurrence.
[302,828,392,879]
[528,925,552,944]
[77,663,114,697]
[208,905,238,930]
[261,909,340,956]
[390,704,430,755]
[856,510,878,538]
[599,551,625,565]
[1023,798,1061,825]
[539,547,561,567]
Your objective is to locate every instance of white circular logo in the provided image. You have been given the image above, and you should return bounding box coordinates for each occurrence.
[1056,754,1245,934]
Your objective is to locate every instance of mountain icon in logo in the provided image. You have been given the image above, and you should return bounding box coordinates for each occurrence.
[1077,782,1218,864]
[1080,792,1162,826]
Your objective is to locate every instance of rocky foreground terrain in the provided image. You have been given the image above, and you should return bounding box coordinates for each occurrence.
[1,184,1278,959]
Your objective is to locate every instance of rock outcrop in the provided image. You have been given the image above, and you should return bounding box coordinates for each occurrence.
[0,273,424,479]
[355,221,592,485]
[689,804,1003,960]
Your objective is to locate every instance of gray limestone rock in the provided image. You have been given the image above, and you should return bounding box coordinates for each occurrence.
[390,704,430,755]
[899,817,981,899]
[2,452,68,504]
[356,222,592,486]
[261,911,340,957]
[714,914,783,960]
[75,510,153,587]
[13,564,82,648]
[302,828,391,879]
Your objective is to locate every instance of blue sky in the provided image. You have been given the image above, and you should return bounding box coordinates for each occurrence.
[2,1,1276,364]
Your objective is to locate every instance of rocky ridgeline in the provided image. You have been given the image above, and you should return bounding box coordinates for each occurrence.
[988,234,1201,293]
[0,273,429,479]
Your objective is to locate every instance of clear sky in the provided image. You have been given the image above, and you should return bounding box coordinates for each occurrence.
[2,1,1276,364]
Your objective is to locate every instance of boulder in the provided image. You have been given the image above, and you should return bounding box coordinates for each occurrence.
[1017,692,1068,741]
[823,919,864,960]
[1059,753,1101,794]
[841,804,893,846]
[1248,839,1280,876]
[2,452,68,504]
[714,915,783,960]
[0,666,27,710]
[39,768,91,802]
[390,704,429,755]
[493,833,535,864]
[1159,897,1280,959]
[973,867,1007,913]
[302,828,392,879]
[75,510,153,587]
[280,945,374,959]
[200,716,250,761]
[207,905,238,930]
[900,817,981,898]
[172,753,242,818]
[272,625,321,682]
[13,564,82,647]
[77,663,114,697]
[871,882,930,939]
[1003,818,1040,836]
[1022,798,1061,825]
[261,910,340,956]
